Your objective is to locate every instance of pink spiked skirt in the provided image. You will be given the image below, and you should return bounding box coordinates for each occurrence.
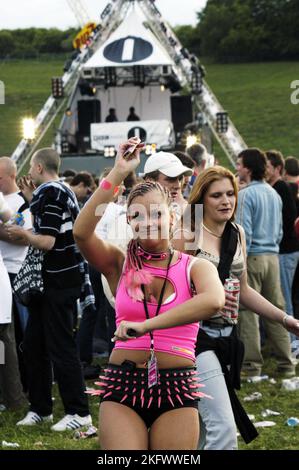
[88,362,210,427]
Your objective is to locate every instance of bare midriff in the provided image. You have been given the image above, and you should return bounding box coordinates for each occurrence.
[109,348,194,369]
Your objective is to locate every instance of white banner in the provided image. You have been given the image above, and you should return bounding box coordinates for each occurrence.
[91,120,175,151]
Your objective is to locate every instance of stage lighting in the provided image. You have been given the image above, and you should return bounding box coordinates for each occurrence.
[191,70,202,95]
[133,66,145,88]
[145,143,157,155]
[166,74,182,93]
[104,146,116,157]
[216,112,228,133]
[186,134,198,148]
[104,68,117,89]
[22,118,36,141]
[61,138,70,153]
[51,77,64,98]
[180,48,190,59]
[79,79,97,96]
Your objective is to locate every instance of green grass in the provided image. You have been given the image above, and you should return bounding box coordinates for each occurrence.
[204,61,299,160]
[1,59,299,168]
[237,351,299,450]
[0,359,106,451]
[0,58,65,157]
[0,58,299,450]
[1,352,298,450]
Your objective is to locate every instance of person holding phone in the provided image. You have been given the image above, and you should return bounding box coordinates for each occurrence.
[74,137,225,450]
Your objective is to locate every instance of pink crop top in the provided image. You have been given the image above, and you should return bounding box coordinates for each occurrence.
[114,252,199,361]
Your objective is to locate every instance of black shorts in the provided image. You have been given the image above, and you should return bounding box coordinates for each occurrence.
[94,362,203,428]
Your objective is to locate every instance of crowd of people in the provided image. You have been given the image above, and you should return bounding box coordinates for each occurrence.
[0,139,299,449]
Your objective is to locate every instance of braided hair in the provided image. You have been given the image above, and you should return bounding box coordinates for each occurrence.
[124,181,171,301]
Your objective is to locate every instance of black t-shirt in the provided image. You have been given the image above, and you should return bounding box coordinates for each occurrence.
[273,179,299,253]
[288,182,299,216]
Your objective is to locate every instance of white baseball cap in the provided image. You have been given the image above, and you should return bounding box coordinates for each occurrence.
[144,152,193,178]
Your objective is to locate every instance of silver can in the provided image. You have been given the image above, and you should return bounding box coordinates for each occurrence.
[222,277,240,320]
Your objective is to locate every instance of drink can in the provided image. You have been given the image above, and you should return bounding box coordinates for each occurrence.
[222,277,240,320]
[14,212,25,226]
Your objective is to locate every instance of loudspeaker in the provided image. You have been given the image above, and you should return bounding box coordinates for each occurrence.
[77,99,101,136]
[171,95,193,133]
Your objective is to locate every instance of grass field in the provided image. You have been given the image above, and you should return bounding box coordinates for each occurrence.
[205,61,299,159]
[0,58,298,451]
[0,58,299,165]
[1,351,298,451]
[0,58,66,157]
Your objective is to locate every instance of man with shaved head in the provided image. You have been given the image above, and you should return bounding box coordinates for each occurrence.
[0,157,32,270]
[6,148,92,431]
[0,156,31,409]
[0,157,18,192]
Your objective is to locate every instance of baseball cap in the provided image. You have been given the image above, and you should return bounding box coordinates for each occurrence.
[144,152,193,178]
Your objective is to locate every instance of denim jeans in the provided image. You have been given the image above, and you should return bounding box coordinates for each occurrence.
[279,251,299,345]
[196,325,238,450]
[279,252,299,316]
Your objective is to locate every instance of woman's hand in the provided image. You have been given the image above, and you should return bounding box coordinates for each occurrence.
[114,137,144,177]
[112,320,148,342]
[219,292,239,316]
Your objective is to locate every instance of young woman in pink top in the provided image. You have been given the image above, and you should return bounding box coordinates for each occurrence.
[74,138,225,450]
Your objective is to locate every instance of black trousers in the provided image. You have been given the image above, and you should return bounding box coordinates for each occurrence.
[77,266,116,363]
[24,286,89,417]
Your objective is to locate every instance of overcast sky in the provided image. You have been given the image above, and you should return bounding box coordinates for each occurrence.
[0,0,207,30]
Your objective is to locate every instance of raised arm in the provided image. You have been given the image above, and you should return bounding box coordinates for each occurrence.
[73,138,142,281]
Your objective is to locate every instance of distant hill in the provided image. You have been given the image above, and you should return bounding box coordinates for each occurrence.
[0,58,298,165]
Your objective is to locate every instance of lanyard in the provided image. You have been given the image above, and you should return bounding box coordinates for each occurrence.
[141,250,173,351]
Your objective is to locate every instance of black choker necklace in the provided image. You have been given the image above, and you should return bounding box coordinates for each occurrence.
[137,245,173,260]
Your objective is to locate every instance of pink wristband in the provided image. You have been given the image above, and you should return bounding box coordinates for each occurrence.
[100,178,112,191]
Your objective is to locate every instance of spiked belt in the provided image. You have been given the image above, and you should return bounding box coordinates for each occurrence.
[88,362,209,408]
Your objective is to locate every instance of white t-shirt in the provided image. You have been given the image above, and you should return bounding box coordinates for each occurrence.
[0,199,12,323]
[95,202,133,308]
[0,192,32,274]
[0,255,12,323]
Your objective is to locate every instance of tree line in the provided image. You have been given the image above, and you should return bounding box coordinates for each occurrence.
[0,28,78,58]
[0,0,298,62]
[175,0,299,62]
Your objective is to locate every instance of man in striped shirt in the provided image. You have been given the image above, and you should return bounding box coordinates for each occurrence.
[6,148,92,431]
